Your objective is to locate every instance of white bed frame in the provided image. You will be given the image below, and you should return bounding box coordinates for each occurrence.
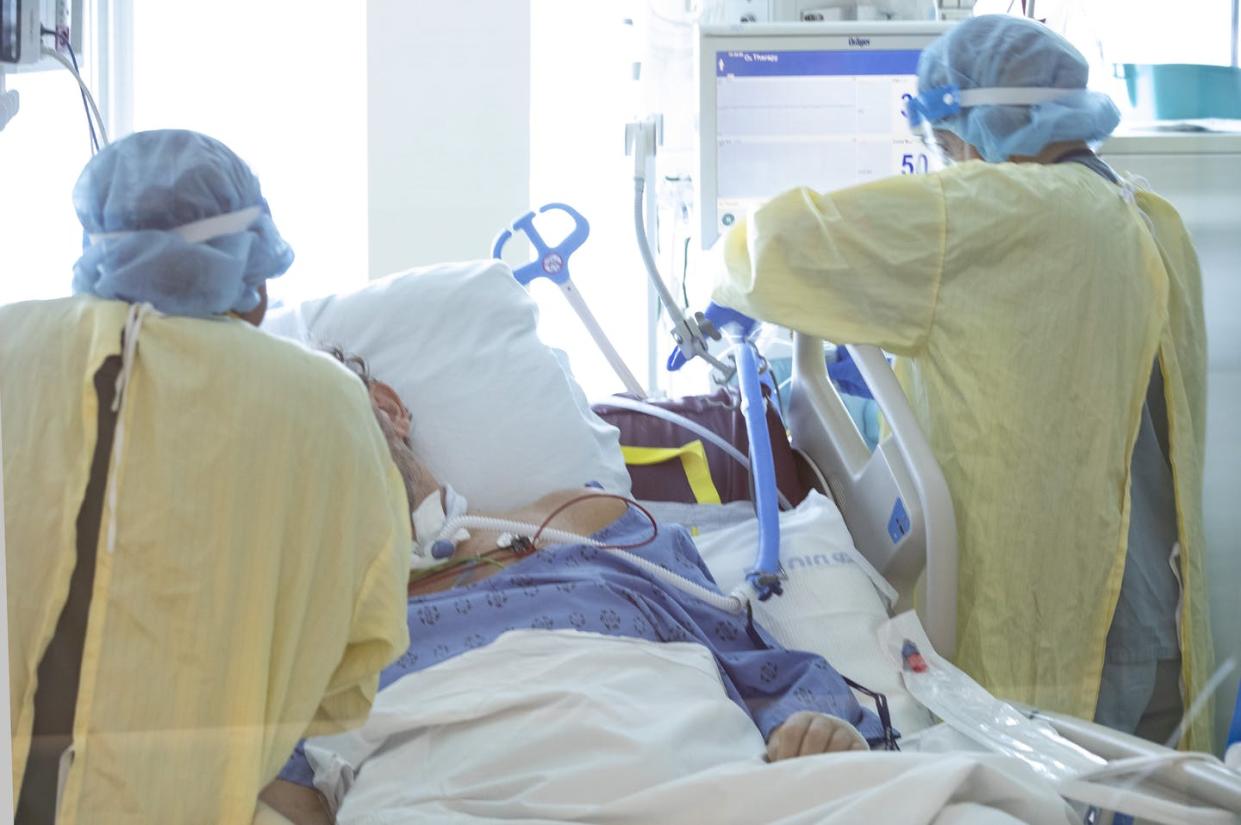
[788,337,957,658]
[787,335,1241,820]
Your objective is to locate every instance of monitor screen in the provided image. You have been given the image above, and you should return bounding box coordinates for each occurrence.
[699,23,951,246]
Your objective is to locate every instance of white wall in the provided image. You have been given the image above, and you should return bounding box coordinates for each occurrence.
[367,0,531,278]
[1103,135,1241,753]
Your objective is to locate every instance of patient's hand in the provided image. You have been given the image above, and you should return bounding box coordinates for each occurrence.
[766,711,869,761]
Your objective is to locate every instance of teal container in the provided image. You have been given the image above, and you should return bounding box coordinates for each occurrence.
[1120,63,1241,120]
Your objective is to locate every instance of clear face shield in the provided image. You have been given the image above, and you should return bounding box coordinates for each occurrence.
[907,86,963,167]
[918,123,953,168]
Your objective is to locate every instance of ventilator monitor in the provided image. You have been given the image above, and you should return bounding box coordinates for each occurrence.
[699,22,951,246]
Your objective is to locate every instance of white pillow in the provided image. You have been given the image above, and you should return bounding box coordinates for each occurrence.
[692,491,934,736]
[263,260,631,512]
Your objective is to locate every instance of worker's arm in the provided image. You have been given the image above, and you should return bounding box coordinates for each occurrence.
[712,173,948,357]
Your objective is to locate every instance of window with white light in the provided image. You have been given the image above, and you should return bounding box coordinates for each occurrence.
[128,0,368,309]
[0,68,96,306]
[972,0,1237,114]
[528,0,655,402]
[2,1,368,311]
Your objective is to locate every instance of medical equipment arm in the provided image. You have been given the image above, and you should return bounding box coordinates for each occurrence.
[493,203,645,397]
[626,116,734,380]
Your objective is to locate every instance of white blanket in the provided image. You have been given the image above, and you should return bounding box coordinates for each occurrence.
[305,630,1074,824]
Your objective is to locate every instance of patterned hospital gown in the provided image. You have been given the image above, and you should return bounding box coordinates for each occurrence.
[280,506,885,787]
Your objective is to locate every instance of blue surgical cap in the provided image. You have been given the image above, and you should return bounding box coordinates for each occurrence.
[916,15,1120,163]
[72,129,294,317]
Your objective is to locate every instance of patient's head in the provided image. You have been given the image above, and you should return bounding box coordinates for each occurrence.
[326,347,438,519]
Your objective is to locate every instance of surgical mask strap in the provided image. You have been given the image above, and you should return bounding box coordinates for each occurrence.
[88,205,263,246]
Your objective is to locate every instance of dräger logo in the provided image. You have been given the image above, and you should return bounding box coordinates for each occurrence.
[848,37,871,47]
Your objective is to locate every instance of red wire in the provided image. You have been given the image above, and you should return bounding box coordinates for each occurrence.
[531,492,659,552]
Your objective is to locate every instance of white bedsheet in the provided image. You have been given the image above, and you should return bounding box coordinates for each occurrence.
[304,630,1074,824]
[692,491,937,736]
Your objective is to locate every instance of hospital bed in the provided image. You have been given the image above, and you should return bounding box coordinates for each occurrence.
[594,325,1241,823]
[784,333,1241,822]
[267,258,1241,824]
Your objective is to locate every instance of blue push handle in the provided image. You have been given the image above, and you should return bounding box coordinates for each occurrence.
[667,302,760,372]
[492,202,590,287]
[736,342,782,600]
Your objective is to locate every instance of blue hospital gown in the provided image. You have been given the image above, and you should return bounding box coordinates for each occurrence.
[280,507,886,787]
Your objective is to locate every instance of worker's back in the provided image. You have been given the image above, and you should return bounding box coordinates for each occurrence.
[911,161,1208,744]
[715,159,1212,750]
[1,296,410,823]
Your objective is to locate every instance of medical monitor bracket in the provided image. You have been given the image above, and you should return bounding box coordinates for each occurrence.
[0,0,41,65]
[698,22,950,247]
[1,0,84,69]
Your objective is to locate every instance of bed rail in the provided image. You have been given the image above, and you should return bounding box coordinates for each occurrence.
[1018,704,1241,816]
[788,336,958,658]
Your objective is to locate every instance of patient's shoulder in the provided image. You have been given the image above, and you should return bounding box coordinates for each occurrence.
[503,488,630,540]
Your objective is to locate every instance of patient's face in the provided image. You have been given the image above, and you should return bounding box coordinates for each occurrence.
[369,381,439,532]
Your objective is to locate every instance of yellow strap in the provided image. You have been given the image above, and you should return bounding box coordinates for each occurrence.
[620,440,722,505]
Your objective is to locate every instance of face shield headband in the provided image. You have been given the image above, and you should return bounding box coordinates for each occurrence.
[907,85,1080,128]
[906,85,1082,165]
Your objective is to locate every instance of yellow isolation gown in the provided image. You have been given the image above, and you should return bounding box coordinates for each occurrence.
[1,296,411,823]
[714,161,1213,751]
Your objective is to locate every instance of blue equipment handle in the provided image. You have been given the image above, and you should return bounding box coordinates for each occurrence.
[736,341,783,601]
[491,202,590,287]
[668,301,783,598]
[667,302,757,372]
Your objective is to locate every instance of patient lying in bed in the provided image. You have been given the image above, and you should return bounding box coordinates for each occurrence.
[260,360,1068,825]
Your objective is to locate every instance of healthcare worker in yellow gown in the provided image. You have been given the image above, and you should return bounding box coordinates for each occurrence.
[714,15,1214,751]
[0,130,411,823]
